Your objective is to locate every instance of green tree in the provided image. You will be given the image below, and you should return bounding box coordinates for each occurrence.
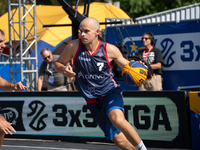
[1,0,200,18]
[0,0,10,17]
[112,0,200,19]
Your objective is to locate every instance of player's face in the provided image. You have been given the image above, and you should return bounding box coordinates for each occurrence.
[79,22,98,45]
[142,34,151,47]
[0,33,6,55]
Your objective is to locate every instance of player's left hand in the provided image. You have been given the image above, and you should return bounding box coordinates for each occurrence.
[130,60,148,70]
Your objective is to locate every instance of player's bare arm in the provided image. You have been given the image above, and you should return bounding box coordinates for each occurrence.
[106,43,129,69]
[0,76,28,91]
[54,39,79,77]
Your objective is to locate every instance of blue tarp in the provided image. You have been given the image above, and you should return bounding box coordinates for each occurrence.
[0,63,21,92]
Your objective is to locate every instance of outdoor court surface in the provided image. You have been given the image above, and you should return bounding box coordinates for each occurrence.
[1,138,191,150]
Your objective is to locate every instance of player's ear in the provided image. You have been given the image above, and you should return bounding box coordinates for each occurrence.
[96,29,100,35]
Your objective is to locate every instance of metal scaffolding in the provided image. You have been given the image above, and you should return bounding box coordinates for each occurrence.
[8,0,38,91]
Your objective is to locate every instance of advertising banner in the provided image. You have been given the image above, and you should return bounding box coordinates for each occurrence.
[0,91,190,148]
[105,20,200,90]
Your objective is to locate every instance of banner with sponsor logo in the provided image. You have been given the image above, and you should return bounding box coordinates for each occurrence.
[105,20,200,90]
[0,91,190,148]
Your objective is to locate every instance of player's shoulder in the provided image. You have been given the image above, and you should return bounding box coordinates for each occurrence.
[68,39,79,47]
[105,42,123,60]
[106,42,118,51]
[106,43,121,57]
[65,39,80,52]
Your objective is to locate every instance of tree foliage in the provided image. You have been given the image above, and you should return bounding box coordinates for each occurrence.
[0,0,10,17]
[113,0,200,19]
[0,0,200,19]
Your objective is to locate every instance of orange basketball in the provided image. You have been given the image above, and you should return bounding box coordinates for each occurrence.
[121,61,148,86]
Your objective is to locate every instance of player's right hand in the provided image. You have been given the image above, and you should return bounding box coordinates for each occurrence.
[14,82,28,91]
[63,64,76,78]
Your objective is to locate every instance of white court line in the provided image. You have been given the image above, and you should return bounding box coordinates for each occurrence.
[2,145,89,150]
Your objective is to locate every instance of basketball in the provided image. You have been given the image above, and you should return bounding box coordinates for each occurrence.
[121,61,148,86]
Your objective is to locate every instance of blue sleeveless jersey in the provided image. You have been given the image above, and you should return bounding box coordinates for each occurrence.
[74,39,118,100]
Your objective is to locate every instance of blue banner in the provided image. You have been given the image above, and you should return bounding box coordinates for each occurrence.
[106,20,200,90]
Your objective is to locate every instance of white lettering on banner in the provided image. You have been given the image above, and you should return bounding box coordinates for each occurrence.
[124,32,200,71]
[0,97,179,141]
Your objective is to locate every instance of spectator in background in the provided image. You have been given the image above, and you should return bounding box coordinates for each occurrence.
[38,48,72,91]
[0,29,28,147]
[136,32,164,91]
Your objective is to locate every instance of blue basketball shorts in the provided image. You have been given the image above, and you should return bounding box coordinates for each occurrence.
[87,87,124,140]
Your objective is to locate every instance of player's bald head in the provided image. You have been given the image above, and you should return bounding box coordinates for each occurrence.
[80,17,100,30]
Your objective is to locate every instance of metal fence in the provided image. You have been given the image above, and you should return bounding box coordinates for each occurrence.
[105,18,133,26]
[134,3,200,24]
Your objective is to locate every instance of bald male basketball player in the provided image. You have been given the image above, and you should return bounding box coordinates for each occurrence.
[54,18,147,150]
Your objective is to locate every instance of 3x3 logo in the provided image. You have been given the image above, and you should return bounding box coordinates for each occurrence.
[27,100,48,131]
